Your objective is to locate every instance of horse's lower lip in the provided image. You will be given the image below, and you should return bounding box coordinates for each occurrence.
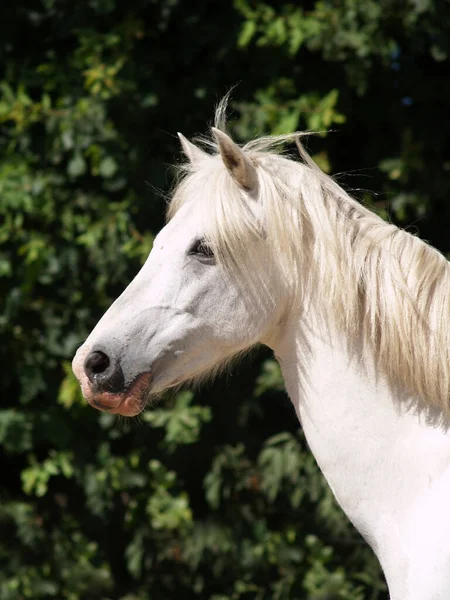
[86,372,152,417]
[92,398,119,411]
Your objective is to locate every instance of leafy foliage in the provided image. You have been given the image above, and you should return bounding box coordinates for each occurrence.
[1,0,449,598]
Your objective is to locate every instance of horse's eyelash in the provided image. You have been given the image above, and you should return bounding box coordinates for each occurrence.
[189,239,214,256]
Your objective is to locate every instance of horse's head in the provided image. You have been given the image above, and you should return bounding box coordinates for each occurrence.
[72,128,289,416]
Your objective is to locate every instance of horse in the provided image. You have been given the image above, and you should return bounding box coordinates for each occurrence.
[72,103,450,600]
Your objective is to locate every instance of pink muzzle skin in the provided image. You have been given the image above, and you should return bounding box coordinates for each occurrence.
[87,372,153,417]
[72,346,152,417]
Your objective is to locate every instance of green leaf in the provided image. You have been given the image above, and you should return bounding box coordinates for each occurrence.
[99,156,118,178]
[67,153,87,177]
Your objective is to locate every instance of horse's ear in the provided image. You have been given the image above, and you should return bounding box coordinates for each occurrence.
[177,132,207,166]
[211,127,257,192]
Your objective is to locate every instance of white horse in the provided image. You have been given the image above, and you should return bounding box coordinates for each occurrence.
[73,105,450,600]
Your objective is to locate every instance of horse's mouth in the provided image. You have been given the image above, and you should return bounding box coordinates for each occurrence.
[85,372,152,417]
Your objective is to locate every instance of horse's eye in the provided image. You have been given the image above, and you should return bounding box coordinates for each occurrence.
[189,239,214,259]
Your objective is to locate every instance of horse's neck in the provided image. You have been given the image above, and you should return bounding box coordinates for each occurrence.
[271,314,450,600]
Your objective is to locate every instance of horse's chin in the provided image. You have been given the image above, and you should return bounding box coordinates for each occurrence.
[86,372,153,417]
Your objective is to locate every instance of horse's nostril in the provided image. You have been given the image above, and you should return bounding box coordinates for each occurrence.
[83,350,125,394]
[85,350,110,377]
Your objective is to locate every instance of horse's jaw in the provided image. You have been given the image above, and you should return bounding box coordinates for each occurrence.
[270,312,450,600]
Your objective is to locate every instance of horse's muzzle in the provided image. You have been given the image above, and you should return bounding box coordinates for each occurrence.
[84,350,125,394]
[72,344,152,417]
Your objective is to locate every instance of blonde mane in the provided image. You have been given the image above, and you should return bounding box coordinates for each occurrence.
[168,111,450,413]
